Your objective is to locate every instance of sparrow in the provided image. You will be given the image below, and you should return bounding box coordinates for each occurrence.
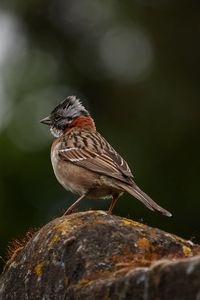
[40,96,172,217]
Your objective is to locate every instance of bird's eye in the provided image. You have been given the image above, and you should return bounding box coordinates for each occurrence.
[67,116,73,122]
[54,116,61,122]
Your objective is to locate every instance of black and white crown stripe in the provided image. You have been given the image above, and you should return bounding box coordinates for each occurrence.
[56,96,90,119]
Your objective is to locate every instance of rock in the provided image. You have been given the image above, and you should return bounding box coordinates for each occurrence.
[0,210,200,299]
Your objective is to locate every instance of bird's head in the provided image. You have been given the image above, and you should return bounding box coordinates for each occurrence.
[40,96,90,137]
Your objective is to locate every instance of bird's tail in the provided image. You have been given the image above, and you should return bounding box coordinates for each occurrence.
[117,182,172,217]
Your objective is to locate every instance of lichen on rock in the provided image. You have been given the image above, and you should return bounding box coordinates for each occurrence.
[0,210,200,299]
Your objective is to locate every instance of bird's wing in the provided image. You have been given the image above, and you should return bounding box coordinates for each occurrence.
[58,131,134,184]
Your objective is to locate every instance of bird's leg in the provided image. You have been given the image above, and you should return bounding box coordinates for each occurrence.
[108,193,120,213]
[63,194,86,215]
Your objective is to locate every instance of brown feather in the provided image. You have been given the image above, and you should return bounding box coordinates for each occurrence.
[57,127,171,217]
[58,129,133,184]
[116,182,172,217]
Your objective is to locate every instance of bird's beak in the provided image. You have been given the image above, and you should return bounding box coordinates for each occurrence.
[40,116,52,125]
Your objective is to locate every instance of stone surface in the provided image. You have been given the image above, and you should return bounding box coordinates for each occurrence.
[0,210,200,299]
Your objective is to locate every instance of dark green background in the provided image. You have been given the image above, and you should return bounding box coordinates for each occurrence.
[0,0,200,270]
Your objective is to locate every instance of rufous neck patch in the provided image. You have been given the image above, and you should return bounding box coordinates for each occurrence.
[65,116,96,131]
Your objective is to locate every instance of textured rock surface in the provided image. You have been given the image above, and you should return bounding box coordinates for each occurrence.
[0,210,200,299]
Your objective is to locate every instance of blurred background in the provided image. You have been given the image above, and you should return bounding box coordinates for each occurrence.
[0,0,200,270]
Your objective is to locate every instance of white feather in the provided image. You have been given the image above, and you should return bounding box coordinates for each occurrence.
[50,126,63,138]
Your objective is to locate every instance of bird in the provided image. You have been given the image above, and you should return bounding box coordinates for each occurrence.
[40,96,172,217]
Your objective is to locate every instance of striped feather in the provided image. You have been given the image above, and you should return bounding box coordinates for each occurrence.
[58,129,133,184]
